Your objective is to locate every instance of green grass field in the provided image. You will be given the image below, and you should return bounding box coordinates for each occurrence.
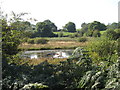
[53,32,74,36]
[100,30,106,34]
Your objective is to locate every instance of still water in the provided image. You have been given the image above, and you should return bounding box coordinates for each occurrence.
[21,49,74,59]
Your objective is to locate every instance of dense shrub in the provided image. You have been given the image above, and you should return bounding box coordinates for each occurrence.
[117,38,120,56]
[87,38,117,63]
[78,37,87,42]
[103,29,118,40]
[34,38,49,44]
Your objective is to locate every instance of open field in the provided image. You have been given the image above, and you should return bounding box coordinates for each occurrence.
[47,37,78,41]
[53,32,74,37]
[100,30,106,34]
[19,40,88,50]
[18,37,98,50]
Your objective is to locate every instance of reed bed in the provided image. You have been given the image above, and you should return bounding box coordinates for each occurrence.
[19,41,88,50]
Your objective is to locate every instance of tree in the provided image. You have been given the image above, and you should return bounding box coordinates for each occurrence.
[64,22,76,32]
[44,20,57,32]
[85,30,93,37]
[80,23,90,36]
[81,22,87,28]
[88,21,106,31]
[2,12,33,90]
[36,21,55,37]
[107,22,118,30]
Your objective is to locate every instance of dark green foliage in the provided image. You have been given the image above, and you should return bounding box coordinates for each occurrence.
[2,63,32,90]
[85,30,93,37]
[88,21,106,31]
[36,22,53,37]
[105,58,120,89]
[11,21,31,31]
[80,23,89,34]
[104,29,118,40]
[107,22,118,30]
[78,37,87,42]
[2,12,33,89]
[44,19,57,32]
[115,29,120,39]
[117,38,120,56]
[64,22,76,32]
[2,20,21,55]
[36,20,57,37]
[80,21,106,37]
[87,37,118,70]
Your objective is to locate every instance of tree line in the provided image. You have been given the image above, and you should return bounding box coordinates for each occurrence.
[10,18,120,39]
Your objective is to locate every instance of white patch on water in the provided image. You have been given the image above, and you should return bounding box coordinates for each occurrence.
[53,51,69,58]
[30,54,38,59]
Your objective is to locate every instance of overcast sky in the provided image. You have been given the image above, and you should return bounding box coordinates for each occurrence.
[1,0,120,29]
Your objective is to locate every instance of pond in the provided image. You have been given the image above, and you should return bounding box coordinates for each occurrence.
[21,49,74,59]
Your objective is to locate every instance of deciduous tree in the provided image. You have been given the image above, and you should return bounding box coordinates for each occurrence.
[64,22,76,32]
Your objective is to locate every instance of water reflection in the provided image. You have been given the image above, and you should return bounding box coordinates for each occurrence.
[30,54,38,59]
[22,49,73,59]
[53,51,69,58]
